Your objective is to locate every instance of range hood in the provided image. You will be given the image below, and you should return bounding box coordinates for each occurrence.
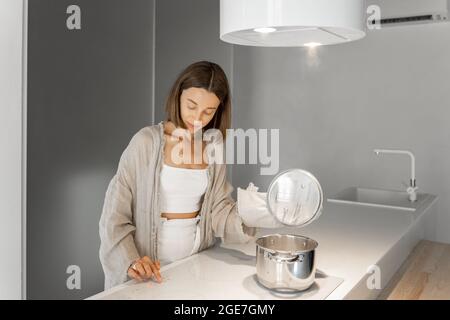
[220,0,366,47]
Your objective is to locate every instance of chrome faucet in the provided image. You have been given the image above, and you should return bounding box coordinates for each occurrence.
[373,149,418,202]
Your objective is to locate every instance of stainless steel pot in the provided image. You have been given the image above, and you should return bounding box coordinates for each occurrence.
[255,234,318,291]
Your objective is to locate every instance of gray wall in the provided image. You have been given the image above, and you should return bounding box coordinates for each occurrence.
[27,0,154,299]
[153,1,450,244]
[232,22,450,244]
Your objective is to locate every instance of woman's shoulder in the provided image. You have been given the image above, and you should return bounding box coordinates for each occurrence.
[127,122,163,152]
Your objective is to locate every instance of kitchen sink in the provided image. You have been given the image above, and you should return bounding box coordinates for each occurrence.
[327,187,431,212]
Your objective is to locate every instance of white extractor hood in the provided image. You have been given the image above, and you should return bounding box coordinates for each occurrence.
[220,0,366,47]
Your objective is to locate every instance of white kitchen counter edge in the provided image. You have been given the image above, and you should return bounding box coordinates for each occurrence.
[327,194,438,299]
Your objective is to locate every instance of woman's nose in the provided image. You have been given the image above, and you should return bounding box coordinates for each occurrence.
[193,112,202,123]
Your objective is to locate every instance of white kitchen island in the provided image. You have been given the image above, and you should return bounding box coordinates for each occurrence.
[88,194,438,300]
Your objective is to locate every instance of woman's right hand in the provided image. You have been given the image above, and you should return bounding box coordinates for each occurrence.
[127,256,162,283]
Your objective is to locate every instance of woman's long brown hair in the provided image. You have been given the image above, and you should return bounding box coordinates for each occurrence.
[164,60,231,139]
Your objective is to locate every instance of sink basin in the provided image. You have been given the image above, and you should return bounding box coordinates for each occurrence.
[327,187,430,212]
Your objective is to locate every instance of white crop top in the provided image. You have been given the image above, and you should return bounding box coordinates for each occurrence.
[160,163,208,213]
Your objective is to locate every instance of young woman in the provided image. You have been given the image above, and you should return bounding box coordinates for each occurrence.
[99,61,257,290]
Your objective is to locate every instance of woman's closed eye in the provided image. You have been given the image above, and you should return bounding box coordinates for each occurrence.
[188,105,215,116]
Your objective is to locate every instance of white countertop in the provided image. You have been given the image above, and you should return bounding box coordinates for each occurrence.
[88,194,437,300]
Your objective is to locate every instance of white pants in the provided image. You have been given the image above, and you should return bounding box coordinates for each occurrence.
[157,216,201,266]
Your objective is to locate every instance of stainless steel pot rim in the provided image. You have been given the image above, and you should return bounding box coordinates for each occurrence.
[255,233,319,254]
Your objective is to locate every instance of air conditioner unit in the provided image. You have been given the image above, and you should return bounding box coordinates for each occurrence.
[367,0,449,27]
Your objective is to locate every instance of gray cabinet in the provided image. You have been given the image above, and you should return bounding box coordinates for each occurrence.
[27,0,154,299]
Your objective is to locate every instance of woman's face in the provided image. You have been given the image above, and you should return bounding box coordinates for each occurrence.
[180,87,220,134]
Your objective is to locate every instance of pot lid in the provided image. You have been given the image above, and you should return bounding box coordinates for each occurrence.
[266,169,323,227]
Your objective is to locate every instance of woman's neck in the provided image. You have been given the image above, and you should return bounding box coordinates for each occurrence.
[164,120,199,141]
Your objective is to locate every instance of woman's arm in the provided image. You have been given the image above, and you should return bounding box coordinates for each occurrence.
[99,132,142,290]
[210,162,257,244]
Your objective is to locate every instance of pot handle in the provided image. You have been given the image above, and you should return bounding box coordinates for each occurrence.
[265,251,305,263]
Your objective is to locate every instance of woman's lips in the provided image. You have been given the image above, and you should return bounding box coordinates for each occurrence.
[187,122,200,130]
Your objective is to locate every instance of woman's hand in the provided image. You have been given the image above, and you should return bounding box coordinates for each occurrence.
[127,256,162,283]
[237,183,284,228]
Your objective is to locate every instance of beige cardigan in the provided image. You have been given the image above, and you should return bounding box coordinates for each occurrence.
[99,121,256,290]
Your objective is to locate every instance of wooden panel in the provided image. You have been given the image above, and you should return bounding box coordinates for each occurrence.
[379,240,450,300]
